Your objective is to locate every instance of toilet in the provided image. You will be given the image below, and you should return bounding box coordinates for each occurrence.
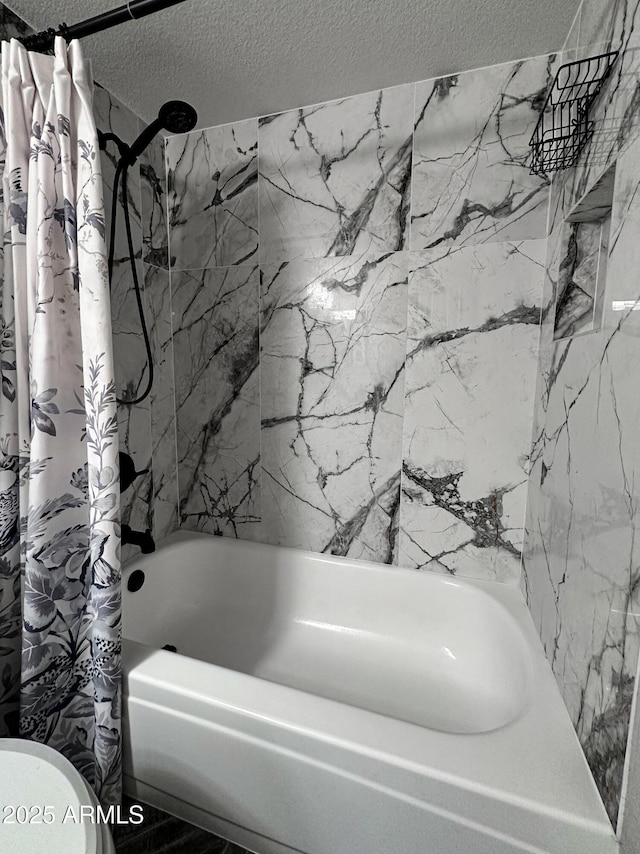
[0,738,116,854]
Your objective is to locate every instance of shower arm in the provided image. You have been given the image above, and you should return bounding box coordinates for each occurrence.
[19,0,190,54]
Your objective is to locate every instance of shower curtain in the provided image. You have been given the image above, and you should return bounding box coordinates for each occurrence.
[0,38,121,803]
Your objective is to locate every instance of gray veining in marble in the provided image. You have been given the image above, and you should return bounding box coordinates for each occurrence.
[167,120,258,270]
[141,134,169,269]
[523,0,640,827]
[400,241,545,581]
[145,264,178,539]
[553,216,609,339]
[562,0,640,210]
[258,251,407,561]
[566,165,616,222]
[410,55,556,250]
[173,265,260,537]
[259,85,414,265]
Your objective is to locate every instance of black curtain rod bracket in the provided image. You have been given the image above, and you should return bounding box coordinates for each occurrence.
[19,0,189,53]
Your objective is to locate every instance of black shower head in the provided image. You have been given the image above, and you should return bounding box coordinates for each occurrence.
[126,99,198,165]
[157,100,198,135]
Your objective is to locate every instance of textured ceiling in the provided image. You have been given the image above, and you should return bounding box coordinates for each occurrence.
[5,0,579,129]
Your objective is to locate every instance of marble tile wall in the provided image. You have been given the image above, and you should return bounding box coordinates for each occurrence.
[522,0,640,829]
[166,53,553,576]
[552,216,609,339]
[168,118,258,268]
[258,86,413,263]
[400,241,545,582]
[259,251,407,560]
[172,264,260,537]
[411,58,555,248]
[166,121,259,537]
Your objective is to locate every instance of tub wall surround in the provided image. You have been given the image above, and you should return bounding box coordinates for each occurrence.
[409,61,552,249]
[258,251,407,562]
[163,55,555,580]
[522,0,640,830]
[172,262,260,538]
[401,241,545,580]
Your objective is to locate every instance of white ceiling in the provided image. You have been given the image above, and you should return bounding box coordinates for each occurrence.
[5,0,580,130]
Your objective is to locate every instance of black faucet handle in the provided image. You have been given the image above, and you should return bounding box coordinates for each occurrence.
[141,529,155,554]
[119,452,149,493]
[121,524,156,554]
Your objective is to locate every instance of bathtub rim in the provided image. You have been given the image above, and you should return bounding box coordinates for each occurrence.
[122,530,535,736]
[121,531,613,840]
[122,637,616,854]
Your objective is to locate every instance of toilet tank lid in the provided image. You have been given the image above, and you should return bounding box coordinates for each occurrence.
[0,738,100,854]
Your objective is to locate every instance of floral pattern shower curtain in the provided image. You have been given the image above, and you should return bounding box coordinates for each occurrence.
[0,38,121,803]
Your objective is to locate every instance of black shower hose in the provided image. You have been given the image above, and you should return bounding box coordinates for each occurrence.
[107,158,154,405]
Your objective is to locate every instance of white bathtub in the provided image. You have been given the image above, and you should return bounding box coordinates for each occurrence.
[121,531,616,854]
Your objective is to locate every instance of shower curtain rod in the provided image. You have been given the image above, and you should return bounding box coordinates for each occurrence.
[19,0,189,53]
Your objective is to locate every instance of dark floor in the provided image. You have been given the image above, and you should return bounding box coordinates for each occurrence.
[113,796,251,854]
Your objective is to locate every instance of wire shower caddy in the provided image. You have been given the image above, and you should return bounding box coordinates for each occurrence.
[529,51,619,175]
